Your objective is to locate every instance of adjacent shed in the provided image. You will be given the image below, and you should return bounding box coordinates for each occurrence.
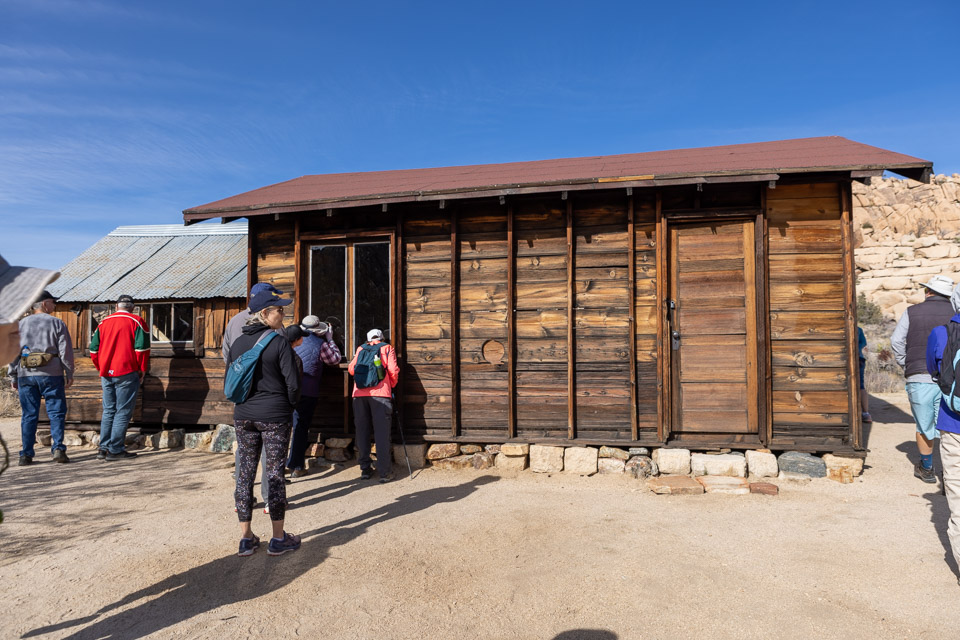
[45,222,248,427]
[183,137,933,454]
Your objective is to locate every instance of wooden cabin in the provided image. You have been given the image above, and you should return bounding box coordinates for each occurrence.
[183,137,932,454]
[44,222,248,427]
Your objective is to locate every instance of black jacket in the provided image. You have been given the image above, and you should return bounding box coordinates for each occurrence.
[229,323,301,424]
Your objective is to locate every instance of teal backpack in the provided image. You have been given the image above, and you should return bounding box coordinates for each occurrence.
[224,331,278,403]
[354,342,385,389]
[935,322,960,413]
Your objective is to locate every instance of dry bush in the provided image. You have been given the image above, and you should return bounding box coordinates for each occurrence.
[0,371,21,418]
[860,320,904,394]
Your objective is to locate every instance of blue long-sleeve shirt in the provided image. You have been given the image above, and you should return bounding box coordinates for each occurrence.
[926,313,960,434]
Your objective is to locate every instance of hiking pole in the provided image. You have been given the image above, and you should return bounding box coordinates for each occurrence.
[392,393,413,479]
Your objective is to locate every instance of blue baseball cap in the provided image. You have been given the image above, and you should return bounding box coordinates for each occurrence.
[249,290,293,313]
[250,282,283,297]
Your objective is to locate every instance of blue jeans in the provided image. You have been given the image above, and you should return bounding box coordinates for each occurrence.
[18,375,66,458]
[99,372,140,454]
[287,394,319,470]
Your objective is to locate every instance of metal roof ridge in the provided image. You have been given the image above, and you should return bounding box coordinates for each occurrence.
[109,221,248,237]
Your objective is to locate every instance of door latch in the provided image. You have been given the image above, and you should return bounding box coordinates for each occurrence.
[671,330,680,351]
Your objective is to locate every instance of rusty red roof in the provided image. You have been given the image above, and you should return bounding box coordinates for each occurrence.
[183,136,931,221]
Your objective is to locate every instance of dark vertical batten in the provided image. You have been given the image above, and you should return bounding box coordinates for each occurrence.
[450,208,461,437]
[507,202,517,439]
[566,197,576,440]
[628,193,638,440]
[841,182,862,449]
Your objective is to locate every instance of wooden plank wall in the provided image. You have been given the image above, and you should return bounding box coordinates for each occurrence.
[399,193,661,443]
[766,183,851,448]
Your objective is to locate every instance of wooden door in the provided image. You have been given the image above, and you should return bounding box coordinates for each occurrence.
[667,219,759,436]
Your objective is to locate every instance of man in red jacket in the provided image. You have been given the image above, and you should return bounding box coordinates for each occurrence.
[89,294,150,461]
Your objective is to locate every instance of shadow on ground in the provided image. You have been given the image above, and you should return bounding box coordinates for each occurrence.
[23,476,498,640]
[552,631,617,640]
[0,448,210,562]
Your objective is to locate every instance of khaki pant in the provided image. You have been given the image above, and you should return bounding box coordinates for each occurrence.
[940,430,960,573]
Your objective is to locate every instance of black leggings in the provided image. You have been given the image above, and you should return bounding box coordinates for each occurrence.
[234,419,291,522]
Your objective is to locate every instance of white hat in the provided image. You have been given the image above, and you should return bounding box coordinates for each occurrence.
[0,254,60,324]
[300,315,329,335]
[921,274,955,298]
[366,328,384,342]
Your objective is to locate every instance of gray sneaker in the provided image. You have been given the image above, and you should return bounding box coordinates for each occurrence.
[915,463,937,484]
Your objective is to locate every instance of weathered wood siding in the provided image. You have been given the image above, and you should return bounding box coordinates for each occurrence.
[766,183,853,449]
[242,181,859,451]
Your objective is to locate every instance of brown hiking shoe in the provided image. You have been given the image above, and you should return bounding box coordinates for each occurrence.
[52,449,70,463]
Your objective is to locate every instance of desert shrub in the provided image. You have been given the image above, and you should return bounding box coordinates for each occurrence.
[860,322,903,394]
[0,370,20,418]
[861,221,873,229]
[857,292,884,326]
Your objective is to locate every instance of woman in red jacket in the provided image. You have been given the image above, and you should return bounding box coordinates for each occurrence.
[347,328,399,483]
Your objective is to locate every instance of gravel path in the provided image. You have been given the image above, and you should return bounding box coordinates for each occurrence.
[1,392,958,640]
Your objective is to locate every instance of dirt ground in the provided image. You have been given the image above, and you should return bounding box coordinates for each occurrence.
[1,392,959,640]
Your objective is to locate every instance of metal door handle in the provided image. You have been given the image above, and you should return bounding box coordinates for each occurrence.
[671,330,680,351]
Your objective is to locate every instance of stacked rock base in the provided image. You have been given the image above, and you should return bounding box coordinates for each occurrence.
[422,444,865,492]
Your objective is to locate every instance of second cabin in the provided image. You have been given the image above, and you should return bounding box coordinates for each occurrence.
[183,137,933,455]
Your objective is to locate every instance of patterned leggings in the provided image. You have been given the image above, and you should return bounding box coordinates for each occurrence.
[234,419,291,522]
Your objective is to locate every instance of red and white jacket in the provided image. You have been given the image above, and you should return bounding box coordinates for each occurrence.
[89,310,151,377]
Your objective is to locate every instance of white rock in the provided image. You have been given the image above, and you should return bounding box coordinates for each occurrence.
[691,453,746,477]
[392,444,428,469]
[529,445,564,473]
[494,452,528,471]
[563,447,599,475]
[745,450,778,478]
[598,458,625,474]
[653,448,691,475]
[500,443,530,456]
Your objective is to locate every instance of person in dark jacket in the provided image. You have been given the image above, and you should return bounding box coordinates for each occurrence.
[891,274,956,483]
[229,290,301,557]
[287,315,341,477]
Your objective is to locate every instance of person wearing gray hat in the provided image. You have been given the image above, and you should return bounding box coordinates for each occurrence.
[891,274,957,483]
[286,315,341,476]
[0,255,63,469]
[8,289,74,465]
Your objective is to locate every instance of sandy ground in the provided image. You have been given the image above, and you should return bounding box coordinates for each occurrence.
[1,392,958,640]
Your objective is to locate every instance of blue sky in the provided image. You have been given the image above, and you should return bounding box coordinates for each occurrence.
[2,0,958,270]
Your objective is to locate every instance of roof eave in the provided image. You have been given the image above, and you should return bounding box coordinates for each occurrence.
[181,162,933,223]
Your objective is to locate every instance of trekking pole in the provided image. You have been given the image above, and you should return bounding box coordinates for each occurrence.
[392,393,413,479]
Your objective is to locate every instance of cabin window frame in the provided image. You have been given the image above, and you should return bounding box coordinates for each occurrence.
[143,301,195,346]
[304,233,393,359]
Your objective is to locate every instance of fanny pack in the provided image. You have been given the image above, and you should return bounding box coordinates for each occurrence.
[21,352,54,369]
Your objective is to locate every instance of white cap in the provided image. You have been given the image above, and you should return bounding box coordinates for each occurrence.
[366,328,384,342]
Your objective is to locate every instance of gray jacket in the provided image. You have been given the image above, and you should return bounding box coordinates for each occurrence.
[222,308,252,363]
[9,312,74,380]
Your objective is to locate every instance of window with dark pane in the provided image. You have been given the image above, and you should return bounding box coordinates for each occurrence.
[354,242,391,348]
[173,303,194,342]
[309,245,347,353]
[151,304,172,342]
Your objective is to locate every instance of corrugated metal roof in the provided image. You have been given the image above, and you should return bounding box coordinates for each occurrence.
[183,136,933,221]
[48,224,247,302]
